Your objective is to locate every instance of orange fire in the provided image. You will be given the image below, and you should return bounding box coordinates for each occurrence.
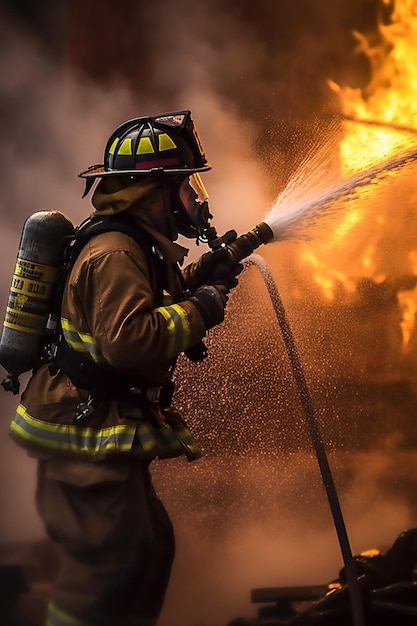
[301,0,417,347]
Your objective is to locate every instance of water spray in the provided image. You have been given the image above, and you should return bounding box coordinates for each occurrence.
[245,255,365,626]
[204,220,365,626]
[202,144,417,624]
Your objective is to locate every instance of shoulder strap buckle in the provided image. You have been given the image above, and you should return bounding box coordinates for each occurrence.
[74,395,98,423]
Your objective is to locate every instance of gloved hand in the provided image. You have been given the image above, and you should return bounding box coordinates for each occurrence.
[193,230,243,289]
[190,284,230,329]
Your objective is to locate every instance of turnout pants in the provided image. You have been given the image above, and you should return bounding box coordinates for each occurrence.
[36,457,175,626]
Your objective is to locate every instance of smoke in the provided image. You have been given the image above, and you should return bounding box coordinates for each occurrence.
[154,450,415,626]
[1,3,417,626]
[0,0,274,545]
[0,15,143,543]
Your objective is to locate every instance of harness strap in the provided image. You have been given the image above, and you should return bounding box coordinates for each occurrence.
[66,215,166,299]
[45,216,176,422]
[51,339,175,422]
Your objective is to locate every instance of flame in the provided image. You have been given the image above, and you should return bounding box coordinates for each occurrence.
[303,0,417,347]
[335,0,417,169]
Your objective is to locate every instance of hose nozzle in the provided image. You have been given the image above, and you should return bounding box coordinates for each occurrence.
[226,222,274,262]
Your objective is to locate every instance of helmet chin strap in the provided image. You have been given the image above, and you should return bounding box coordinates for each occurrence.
[157,184,180,241]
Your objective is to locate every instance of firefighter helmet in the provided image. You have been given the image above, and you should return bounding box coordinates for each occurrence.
[79,110,211,181]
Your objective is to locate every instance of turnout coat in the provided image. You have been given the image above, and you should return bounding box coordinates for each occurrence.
[10,214,207,463]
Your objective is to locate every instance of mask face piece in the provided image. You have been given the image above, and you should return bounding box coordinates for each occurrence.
[174,174,212,241]
[178,177,199,212]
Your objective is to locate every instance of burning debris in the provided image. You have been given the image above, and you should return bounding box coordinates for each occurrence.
[228,528,417,626]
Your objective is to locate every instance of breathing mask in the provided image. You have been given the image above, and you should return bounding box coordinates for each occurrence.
[173,173,213,241]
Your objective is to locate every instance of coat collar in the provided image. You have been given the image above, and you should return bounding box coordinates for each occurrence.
[131,215,189,265]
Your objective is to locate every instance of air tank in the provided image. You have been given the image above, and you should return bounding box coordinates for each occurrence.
[0,210,75,393]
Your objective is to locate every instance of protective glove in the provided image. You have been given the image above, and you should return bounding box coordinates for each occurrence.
[190,284,229,330]
[192,230,243,289]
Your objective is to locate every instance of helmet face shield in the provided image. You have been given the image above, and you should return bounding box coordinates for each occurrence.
[188,173,208,203]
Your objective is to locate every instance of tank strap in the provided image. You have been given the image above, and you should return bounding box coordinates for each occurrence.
[43,216,166,343]
[65,215,166,299]
[43,216,176,420]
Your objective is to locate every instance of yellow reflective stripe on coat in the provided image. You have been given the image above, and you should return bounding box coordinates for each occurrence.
[161,289,173,306]
[46,601,91,626]
[47,604,157,626]
[11,404,135,456]
[61,317,105,363]
[10,404,201,460]
[155,303,191,358]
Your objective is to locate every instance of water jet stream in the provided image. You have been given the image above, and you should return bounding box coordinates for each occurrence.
[264,144,417,242]
[244,254,365,626]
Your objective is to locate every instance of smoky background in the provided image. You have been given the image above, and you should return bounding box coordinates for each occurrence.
[1,2,417,625]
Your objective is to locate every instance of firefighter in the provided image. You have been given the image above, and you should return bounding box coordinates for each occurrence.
[9,111,241,626]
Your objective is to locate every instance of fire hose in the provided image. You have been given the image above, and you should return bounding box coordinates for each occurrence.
[206,221,365,626]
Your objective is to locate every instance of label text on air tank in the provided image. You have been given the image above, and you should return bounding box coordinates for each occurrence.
[11,258,59,300]
[15,257,58,283]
